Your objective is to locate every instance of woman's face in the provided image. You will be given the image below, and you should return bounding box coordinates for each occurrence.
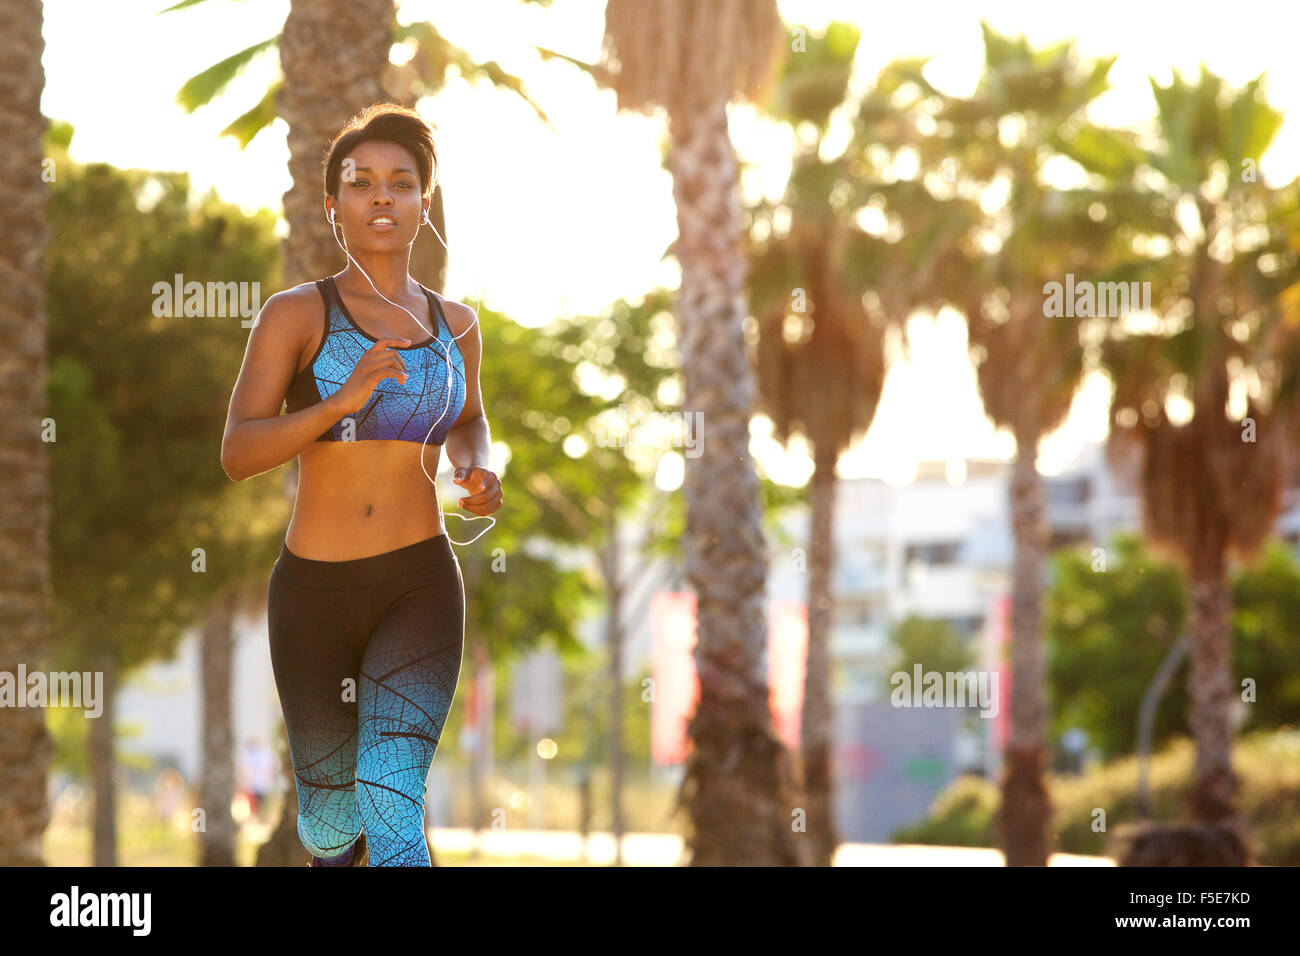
[326,140,428,250]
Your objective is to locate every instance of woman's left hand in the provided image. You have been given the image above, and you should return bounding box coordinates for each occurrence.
[453,466,503,516]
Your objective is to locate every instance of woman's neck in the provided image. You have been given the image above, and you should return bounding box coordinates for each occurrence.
[337,254,417,301]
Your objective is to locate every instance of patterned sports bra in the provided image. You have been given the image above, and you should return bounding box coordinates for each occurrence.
[284,275,466,444]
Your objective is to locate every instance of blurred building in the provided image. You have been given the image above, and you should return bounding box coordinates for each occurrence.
[761,441,1145,842]
[113,608,281,788]
[767,438,1300,843]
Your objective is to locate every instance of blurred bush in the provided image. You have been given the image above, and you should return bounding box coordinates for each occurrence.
[893,728,1300,865]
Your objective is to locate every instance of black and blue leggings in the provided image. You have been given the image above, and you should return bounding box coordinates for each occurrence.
[266,532,464,867]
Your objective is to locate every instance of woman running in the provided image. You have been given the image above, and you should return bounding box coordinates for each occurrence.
[220,103,502,867]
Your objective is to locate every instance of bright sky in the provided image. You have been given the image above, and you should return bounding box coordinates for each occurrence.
[41,0,1300,485]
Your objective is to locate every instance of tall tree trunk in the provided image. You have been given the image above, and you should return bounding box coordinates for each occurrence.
[255,719,308,866]
[199,586,237,866]
[997,423,1051,866]
[277,0,397,288]
[1182,358,1240,829]
[801,439,838,866]
[1185,545,1238,825]
[408,142,449,295]
[667,98,803,867]
[604,511,625,865]
[90,648,116,866]
[0,0,54,868]
[389,72,447,294]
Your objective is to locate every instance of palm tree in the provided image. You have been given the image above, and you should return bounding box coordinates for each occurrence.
[745,30,969,865]
[162,0,554,291]
[1100,66,1300,862]
[598,0,801,865]
[0,0,54,867]
[916,23,1136,865]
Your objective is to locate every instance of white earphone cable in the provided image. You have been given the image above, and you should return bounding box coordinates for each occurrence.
[328,201,495,546]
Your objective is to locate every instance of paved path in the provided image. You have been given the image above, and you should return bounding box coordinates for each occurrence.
[426,827,1116,866]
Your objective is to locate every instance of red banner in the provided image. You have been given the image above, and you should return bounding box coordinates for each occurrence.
[650,592,808,765]
[767,599,808,753]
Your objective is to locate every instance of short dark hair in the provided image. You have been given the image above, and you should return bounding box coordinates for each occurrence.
[323,103,437,200]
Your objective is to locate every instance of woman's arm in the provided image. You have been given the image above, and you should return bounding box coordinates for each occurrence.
[220,288,349,482]
[439,299,502,515]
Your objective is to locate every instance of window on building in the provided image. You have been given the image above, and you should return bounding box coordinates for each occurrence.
[904,541,962,566]
[1048,476,1090,505]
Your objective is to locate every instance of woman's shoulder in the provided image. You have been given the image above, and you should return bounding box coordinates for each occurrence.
[261,279,329,313]
[249,280,330,344]
[425,288,479,340]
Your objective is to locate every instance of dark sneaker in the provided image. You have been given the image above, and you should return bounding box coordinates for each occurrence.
[308,832,367,867]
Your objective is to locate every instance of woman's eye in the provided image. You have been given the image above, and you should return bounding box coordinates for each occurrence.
[350,179,370,187]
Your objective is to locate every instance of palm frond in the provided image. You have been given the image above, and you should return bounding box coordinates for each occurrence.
[176,36,278,112]
[534,46,610,85]
[158,0,240,13]
[220,79,280,149]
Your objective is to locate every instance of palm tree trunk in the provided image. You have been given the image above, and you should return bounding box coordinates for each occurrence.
[90,648,116,866]
[667,99,803,867]
[997,423,1051,866]
[277,0,397,287]
[199,586,237,866]
[1185,547,1238,825]
[1182,358,1241,828]
[254,719,308,866]
[604,511,626,865]
[407,135,449,294]
[0,0,54,868]
[801,438,838,866]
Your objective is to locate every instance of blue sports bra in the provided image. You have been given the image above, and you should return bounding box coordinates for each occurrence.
[284,275,466,444]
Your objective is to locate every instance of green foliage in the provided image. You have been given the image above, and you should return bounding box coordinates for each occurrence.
[1046,533,1188,759]
[487,653,653,771]
[1230,540,1300,732]
[1148,64,1282,188]
[770,21,860,130]
[892,774,998,847]
[44,139,285,673]
[1046,533,1300,760]
[894,729,1300,865]
[883,616,976,695]
[46,706,90,780]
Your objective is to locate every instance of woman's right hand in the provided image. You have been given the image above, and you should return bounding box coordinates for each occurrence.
[332,337,411,412]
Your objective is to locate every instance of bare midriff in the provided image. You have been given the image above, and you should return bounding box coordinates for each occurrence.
[284,438,446,561]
